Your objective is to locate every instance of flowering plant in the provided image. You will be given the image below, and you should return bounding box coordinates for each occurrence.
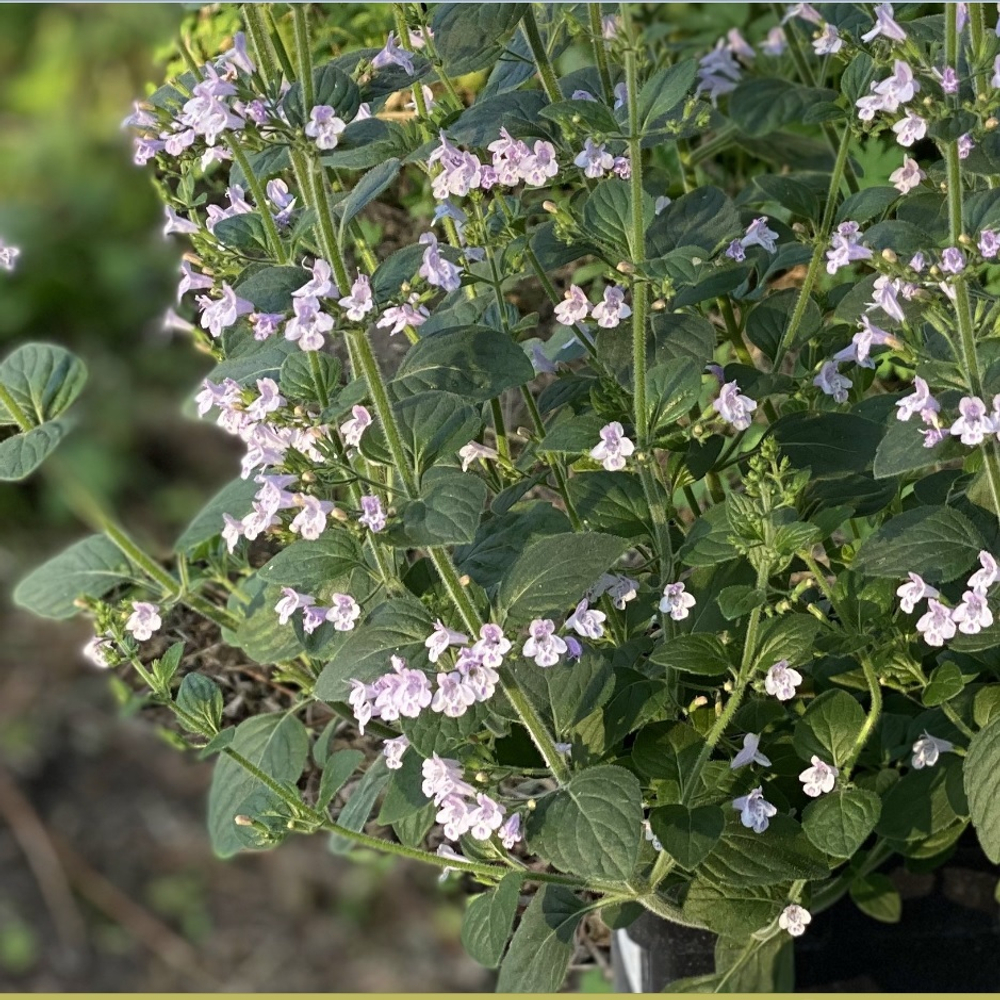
[6,1,1000,990]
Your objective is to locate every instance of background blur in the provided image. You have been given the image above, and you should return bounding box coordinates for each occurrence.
[0,4,504,990]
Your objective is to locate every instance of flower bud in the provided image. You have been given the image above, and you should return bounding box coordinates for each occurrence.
[459,574,471,586]
[651,298,666,311]
[929,264,941,278]
[234,814,254,827]
[475,771,488,783]
[331,506,349,521]
[792,222,807,235]
[959,233,973,246]
[922,96,934,108]
[881,248,898,263]
[300,470,316,484]
[616,260,636,275]
[542,200,559,215]
[527,798,537,811]
[294,405,306,418]
[987,117,999,131]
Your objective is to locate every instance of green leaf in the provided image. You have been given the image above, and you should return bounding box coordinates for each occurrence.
[567,471,653,539]
[225,577,303,664]
[648,634,732,676]
[431,3,527,76]
[234,265,310,313]
[751,613,820,670]
[258,533,365,592]
[214,213,268,252]
[375,749,428,824]
[526,765,642,881]
[632,721,703,782]
[317,749,364,811]
[495,885,586,993]
[283,62,360,126]
[679,502,740,567]
[279,351,342,406]
[974,686,1000,728]
[0,343,87,427]
[651,311,719,367]
[400,700,495,756]
[648,358,704,432]
[315,596,435,698]
[538,412,607,455]
[964,714,1000,863]
[850,873,901,923]
[321,118,411,170]
[649,804,725,870]
[206,340,295,387]
[854,505,983,584]
[772,411,883,477]
[176,673,224,735]
[329,758,392,853]
[174,476,259,553]
[638,59,697,127]
[713,933,794,993]
[497,531,631,623]
[646,186,741,257]
[877,756,969,855]
[682,879,786,937]
[923,661,966,707]
[729,78,838,137]
[583,178,653,257]
[802,788,881,858]
[0,420,68,481]
[153,642,185,690]
[873,416,958,479]
[461,872,523,970]
[391,327,534,403]
[387,468,486,547]
[793,689,865,767]
[337,158,400,242]
[746,289,820,361]
[207,714,310,857]
[13,534,134,619]
[539,98,619,136]
[718,585,766,621]
[448,90,549,147]
[393,390,482,478]
[747,175,820,221]
[835,186,900,226]
[513,649,615,735]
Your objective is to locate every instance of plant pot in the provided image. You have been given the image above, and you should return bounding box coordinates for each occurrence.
[612,832,1000,992]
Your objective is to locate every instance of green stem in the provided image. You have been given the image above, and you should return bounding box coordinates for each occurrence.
[0,383,33,433]
[588,3,614,101]
[292,6,314,112]
[521,6,562,103]
[241,4,281,89]
[290,147,349,290]
[490,398,512,465]
[226,138,288,264]
[841,655,882,780]
[307,350,330,410]
[970,3,988,96]
[775,124,853,363]
[941,699,977,740]
[265,7,297,83]
[800,550,837,610]
[637,890,709,929]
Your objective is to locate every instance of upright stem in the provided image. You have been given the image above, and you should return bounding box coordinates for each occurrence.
[225,138,288,265]
[521,6,562,103]
[588,4,614,101]
[842,655,882,780]
[241,4,281,89]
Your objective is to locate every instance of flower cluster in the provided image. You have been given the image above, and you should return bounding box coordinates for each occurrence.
[274,587,361,634]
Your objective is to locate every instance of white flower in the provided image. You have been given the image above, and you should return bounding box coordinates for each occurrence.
[896,572,939,614]
[950,396,995,446]
[305,105,346,150]
[125,601,162,642]
[659,582,696,621]
[732,786,778,833]
[289,494,335,540]
[952,590,993,635]
[472,623,511,668]
[382,734,409,770]
[458,441,499,472]
[813,23,842,55]
[764,660,802,701]
[890,156,926,194]
[911,732,954,769]
[554,285,590,326]
[713,381,758,431]
[740,217,779,254]
[730,733,772,770]
[915,598,957,646]
[339,405,372,448]
[895,377,939,423]
[326,593,362,631]
[565,599,607,640]
[813,361,852,404]
[274,587,314,625]
[522,618,567,667]
[968,550,999,594]
[590,421,635,472]
[424,620,469,663]
[798,756,839,797]
[643,820,664,853]
[779,904,812,937]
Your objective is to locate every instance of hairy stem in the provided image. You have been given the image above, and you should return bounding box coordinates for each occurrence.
[521,6,562,103]
[588,3,614,101]
[225,138,288,264]
[241,4,281,89]
[292,5,314,113]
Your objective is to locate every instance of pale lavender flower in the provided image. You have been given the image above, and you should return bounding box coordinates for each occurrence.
[293,258,337,299]
[339,405,372,448]
[958,133,975,160]
[895,377,939,423]
[375,656,434,721]
[741,217,779,253]
[779,905,812,937]
[522,618,568,667]
[696,40,742,104]
[348,679,374,734]
[916,598,957,646]
[613,81,629,109]
[936,65,960,95]
[733,787,777,834]
[953,590,993,634]
[968,550,999,593]
[765,660,802,701]
[458,440,499,472]
[241,500,280,539]
[725,239,747,262]
[283,296,333,351]
[654,195,672,215]
[565,599,607,640]
[377,295,429,335]
[177,260,213,301]
[251,312,284,340]
[358,494,386,533]
[782,3,824,24]
[457,654,499,703]
[432,670,477,718]
[554,285,590,326]
[289,494,335,540]
[371,31,415,75]
[571,89,598,102]
[896,572,939,613]
[305,105,346,150]
[468,794,506,840]
[993,54,1000,87]
[436,794,474,841]
[814,361,852,404]
[606,574,639,610]
[246,378,285,422]
[799,756,838,797]
[499,813,522,849]
[425,620,469,663]
[979,229,1000,258]
[520,140,560,187]
[890,155,925,194]
[301,605,328,634]
[892,112,927,147]
[833,316,894,369]
[941,247,966,274]
[428,133,483,199]
[861,3,907,43]
[421,754,476,804]
[590,421,635,471]
[825,220,873,274]
[0,239,20,272]
[383,734,409,770]
[730,733,772,770]
[612,155,632,180]
[472,623,511,668]
[950,396,995,445]
[221,512,244,553]
[713,380,758,430]
[267,179,296,226]
[761,26,787,56]
[868,275,906,322]
[82,635,114,669]
[326,593,362,631]
[659,581,696,621]
[813,23,843,55]
[855,95,884,122]
[591,285,632,328]
[125,601,162,642]
[911,732,954,769]
[574,138,615,178]
[872,60,920,112]
[601,13,620,38]
[199,283,254,338]
[338,272,374,322]
[726,27,755,60]
[565,636,583,660]
[418,232,462,292]
[274,587,314,626]
[404,86,435,114]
